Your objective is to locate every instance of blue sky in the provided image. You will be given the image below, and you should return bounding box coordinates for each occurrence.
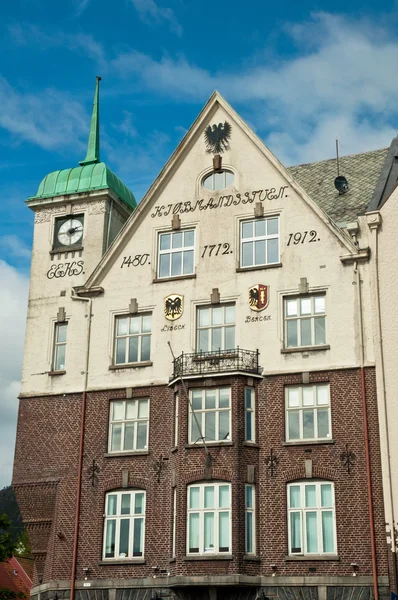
[1,0,398,487]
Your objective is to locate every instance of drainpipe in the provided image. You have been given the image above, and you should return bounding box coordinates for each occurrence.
[70,293,93,600]
[354,261,379,600]
[367,213,398,592]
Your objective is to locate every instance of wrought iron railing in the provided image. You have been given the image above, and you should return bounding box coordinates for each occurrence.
[171,347,261,379]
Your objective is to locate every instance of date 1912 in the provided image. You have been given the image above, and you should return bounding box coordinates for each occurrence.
[201,243,232,258]
[287,230,319,245]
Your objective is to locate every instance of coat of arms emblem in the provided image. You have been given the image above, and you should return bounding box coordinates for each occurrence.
[249,284,269,312]
[164,294,184,321]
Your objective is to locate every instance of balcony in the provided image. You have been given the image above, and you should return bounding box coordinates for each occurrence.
[171,347,262,381]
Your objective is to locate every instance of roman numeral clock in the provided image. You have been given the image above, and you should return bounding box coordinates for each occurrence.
[53,215,84,250]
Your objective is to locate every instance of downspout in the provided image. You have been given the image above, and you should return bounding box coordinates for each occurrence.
[70,294,92,600]
[355,261,379,600]
[367,214,398,592]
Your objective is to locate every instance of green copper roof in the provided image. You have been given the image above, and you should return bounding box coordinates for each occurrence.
[28,77,136,210]
[31,162,137,209]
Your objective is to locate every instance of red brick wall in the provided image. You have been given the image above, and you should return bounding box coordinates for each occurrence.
[12,367,388,588]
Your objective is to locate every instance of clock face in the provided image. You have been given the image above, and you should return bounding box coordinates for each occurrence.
[56,217,84,247]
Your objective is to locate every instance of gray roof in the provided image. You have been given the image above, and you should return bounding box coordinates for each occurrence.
[287,148,389,224]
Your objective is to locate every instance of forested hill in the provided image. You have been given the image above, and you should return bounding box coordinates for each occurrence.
[0,486,23,541]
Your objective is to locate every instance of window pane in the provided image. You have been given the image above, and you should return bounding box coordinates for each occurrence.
[289,486,301,508]
[225,171,234,186]
[105,519,116,557]
[322,511,334,552]
[111,425,122,451]
[303,387,314,406]
[129,317,140,334]
[113,400,125,420]
[246,512,253,553]
[286,299,298,316]
[219,410,229,440]
[136,422,147,449]
[184,230,195,247]
[160,233,171,250]
[212,307,223,325]
[219,512,229,551]
[317,409,330,438]
[203,175,213,190]
[190,487,200,509]
[142,315,152,333]
[225,305,235,324]
[306,512,318,553]
[214,172,224,190]
[288,412,300,440]
[254,239,266,265]
[300,298,312,315]
[205,412,216,440]
[121,494,131,515]
[198,329,208,352]
[54,344,66,370]
[267,238,279,263]
[254,219,266,237]
[204,486,214,508]
[315,317,326,345]
[138,399,148,418]
[317,385,329,405]
[204,512,215,551]
[211,328,222,350]
[219,388,230,408]
[172,232,183,248]
[124,423,134,450]
[128,336,138,363]
[191,416,200,443]
[126,400,136,419]
[199,308,210,327]
[225,326,235,349]
[117,318,128,336]
[119,519,130,556]
[314,296,325,314]
[287,320,298,347]
[303,410,315,438]
[189,513,199,552]
[242,222,253,239]
[135,493,144,514]
[171,252,182,276]
[288,388,300,407]
[245,388,253,409]
[301,318,312,346]
[305,485,317,507]
[57,324,67,343]
[241,241,253,267]
[159,254,170,278]
[183,250,194,274]
[246,411,253,441]
[246,486,253,508]
[191,391,202,410]
[115,338,126,364]
[290,512,301,552]
[219,485,230,508]
[141,335,151,361]
[267,217,279,235]
[133,518,143,556]
[107,495,117,516]
[205,390,216,409]
[321,484,333,507]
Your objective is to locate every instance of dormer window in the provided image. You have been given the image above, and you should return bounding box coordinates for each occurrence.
[202,170,234,192]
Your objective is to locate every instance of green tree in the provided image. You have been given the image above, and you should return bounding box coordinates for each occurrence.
[0,514,16,562]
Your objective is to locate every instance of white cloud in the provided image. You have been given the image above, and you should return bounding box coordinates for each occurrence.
[1,236,32,261]
[130,0,182,36]
[0,261,29,488]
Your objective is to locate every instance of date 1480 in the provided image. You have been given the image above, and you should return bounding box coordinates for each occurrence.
[287,230,320,245]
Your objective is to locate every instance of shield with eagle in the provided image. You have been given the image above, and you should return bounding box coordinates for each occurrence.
[164,294,184,321]
[248,284,269,312]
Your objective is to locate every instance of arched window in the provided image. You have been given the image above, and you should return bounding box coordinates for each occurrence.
[103,490,146,559]
[187,482,231,555]
[202,170,234,191]
[287,481,336,556]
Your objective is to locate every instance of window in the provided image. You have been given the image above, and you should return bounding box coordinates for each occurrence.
[114,314,151,364]
[284,295,326,348]
[197,305,235,352]
[158,230,195,278]
[103,490,146,559]
[285,384,331,442]
[174,394,179,447]
[245,485,255,554]
[287,481,336,556]
[202,170,234,191]
[187,482,231,555]
[189,388,231,444]
[53,322,67,371]
[172,488,177,558]
[245,388,255,442]
[108,399,149,452]
[240,217,279,268]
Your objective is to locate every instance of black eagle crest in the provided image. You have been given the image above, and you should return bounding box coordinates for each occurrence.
[249,287,259,308]
[204,121,232,154]
[165,296,182,320]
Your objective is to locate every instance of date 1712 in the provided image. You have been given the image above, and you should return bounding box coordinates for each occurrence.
[287,230,320,245]
[201,243,232,258]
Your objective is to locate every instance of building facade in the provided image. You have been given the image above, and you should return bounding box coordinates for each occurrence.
[13,81,392,600]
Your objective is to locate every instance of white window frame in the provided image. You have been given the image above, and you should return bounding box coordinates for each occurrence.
[52,322,67,371]
[196,304,235,352]
[202,170,234,191]
[285,384,331,442]
[157,229,195,279]
[103,490,146,560]
[114,314,152,365]
[187,482,231,555]
[245,484,255,554]
[287,481,337,556]
[240,216,280,268]
[284,294,326,348]
[108,398,149,453]
[189,388,231,444]
[244,387,255,442]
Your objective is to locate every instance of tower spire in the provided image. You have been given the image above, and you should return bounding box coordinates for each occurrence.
[79,76,101,166]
